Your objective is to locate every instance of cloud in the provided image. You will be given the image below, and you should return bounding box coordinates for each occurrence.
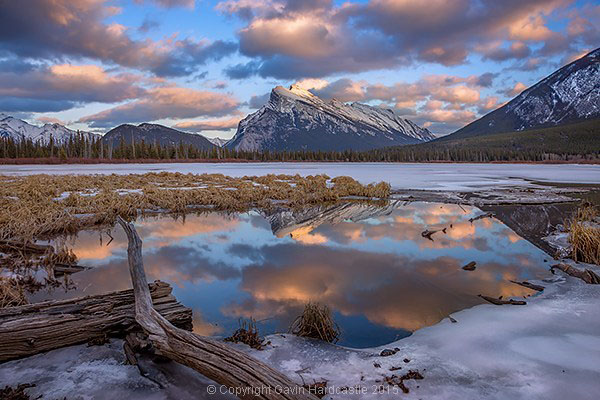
[248,92,270,109]
[36,116,67,125]
[217,0,583,79]
[0,61,144,113]
[79,86,240,128]
[135,0,196,8]
[0,0,236,77]
[305,73,507,134]
[480,41,532,61]
[138,17,160,33]
[504,82,528,97]
[174,116,242,132]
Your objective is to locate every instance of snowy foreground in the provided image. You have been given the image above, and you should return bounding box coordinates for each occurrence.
[2,261,599,400]
[2,162,600,191]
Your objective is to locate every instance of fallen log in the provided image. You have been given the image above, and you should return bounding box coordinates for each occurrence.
[0,240,54,254]
[469,213,494,223]
[116,216,316,400]
[0,281,192,362]
[52,263,89,277]
[509,280,545,292]
[551,263,600,284]
[478,294,526,305]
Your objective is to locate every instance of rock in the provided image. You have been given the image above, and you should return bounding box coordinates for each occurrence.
[462,261,477,271]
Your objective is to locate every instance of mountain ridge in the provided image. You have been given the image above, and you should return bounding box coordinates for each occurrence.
[102,123,216,150]
[443,47,600,141]
[226,84,434,152]
[0,114,98,144]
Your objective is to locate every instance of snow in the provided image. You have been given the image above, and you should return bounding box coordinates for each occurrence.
[0,115,97,144]
[0,339,235,400]
[2,162,599,191]
[228,85,433,151]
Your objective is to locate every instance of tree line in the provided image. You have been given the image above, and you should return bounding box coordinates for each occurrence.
[1,126,598,163]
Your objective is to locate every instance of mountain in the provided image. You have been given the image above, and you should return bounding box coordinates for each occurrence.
[206,136,229,147]
[226,85,434,151]
[102,123,215,150]
[445,48,600,140]
[0,114,97,144]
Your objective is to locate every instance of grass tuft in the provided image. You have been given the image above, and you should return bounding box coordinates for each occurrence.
[289,302,340,343]
[568,203,600,265]
[224,318,265,350]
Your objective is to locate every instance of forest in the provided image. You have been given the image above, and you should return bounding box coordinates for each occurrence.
[1,119,598,163]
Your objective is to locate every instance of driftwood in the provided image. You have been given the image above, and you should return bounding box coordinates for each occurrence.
[462,261,477,271]
[551,263,600,284]
[116,216,316,400]
[0,281,192,362]
[478,294,526,305]
[510,280,545,292]
[469,213,494,223]
[52,263,89,277]
[0,240,54,254]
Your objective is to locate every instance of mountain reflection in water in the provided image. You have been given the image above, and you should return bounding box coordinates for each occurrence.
[32,201,550,348]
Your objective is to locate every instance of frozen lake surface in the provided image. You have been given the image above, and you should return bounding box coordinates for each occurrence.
[1,162,599,191]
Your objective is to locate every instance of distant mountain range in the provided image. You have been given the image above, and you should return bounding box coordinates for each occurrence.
[0,114,98,144]
[444,47,599,141]
[1,48,598,155]
[102,123,215,150]
[226,84,434,152]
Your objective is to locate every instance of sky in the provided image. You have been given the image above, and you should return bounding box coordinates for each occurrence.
[0,0,598,138]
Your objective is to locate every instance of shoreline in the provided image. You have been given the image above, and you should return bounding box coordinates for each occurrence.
[1,158,600,165]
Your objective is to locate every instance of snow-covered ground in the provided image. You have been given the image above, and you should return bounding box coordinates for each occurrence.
[1,163,600,191]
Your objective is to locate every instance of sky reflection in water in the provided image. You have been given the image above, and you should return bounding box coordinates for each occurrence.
[35,202,551,348]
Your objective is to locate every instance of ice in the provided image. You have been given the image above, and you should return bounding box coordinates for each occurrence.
[236,265,600,399]
[1,163,599,191]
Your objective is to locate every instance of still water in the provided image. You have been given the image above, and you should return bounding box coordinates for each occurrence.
[32,201,551,348]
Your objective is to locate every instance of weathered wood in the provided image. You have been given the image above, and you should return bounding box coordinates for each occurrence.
[478,294,527,305]
[551,263,600,284]
[0,281,192,362]
[52,264,89,277]
[509,280,545,292]
[116,216,317,400]
[469,213,494,223]
[0,240,54,254]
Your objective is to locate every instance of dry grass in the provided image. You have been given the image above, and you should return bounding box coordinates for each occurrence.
[0,173,390,242]
[0,277,27,309]
[568,203,600,265]
[289,302,340,343]
[224,318,265,349]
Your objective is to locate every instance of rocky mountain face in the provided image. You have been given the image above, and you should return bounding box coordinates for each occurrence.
[207,137,230,147]
[226,85,434,152]
[102,123,215,149]
[447,47,600,140]
[0,114,97,144]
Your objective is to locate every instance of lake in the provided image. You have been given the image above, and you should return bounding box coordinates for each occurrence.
[2,162,600,191]
[29,200,551,348]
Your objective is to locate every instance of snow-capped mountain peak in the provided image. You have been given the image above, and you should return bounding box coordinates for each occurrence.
[227,85,434,152]
[449,47,600,139]
[0,115,97,144]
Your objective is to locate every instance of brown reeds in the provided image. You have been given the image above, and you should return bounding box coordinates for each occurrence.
[223,318,265,350]
[0,173,391,242]
[289,302,340,343]
[568,203,600,265]
[0,277,27,309]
